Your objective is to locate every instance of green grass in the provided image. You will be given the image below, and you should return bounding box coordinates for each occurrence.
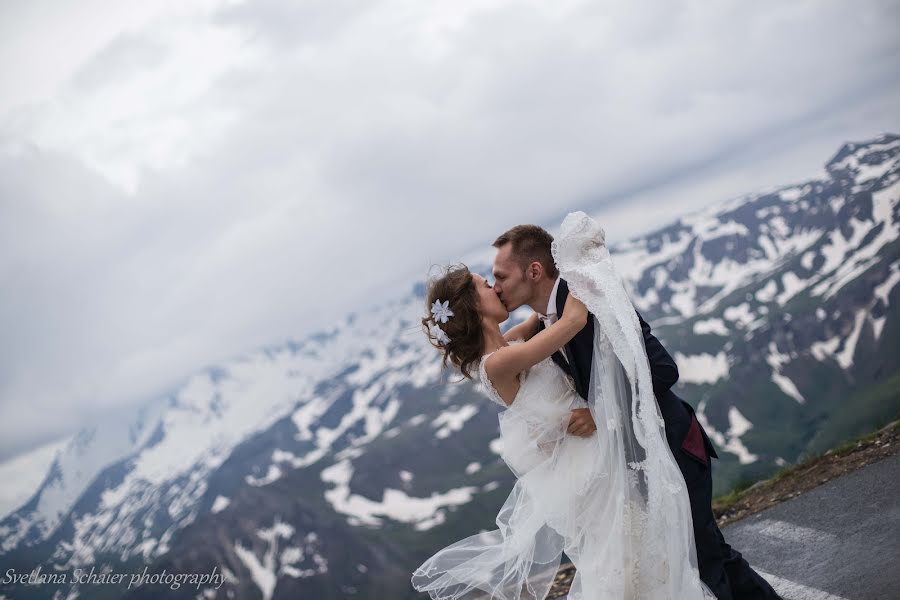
[802,371,900,458]
[712,416,900,514]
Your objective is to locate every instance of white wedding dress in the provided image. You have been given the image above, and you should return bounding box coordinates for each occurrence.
[411,212,716,599]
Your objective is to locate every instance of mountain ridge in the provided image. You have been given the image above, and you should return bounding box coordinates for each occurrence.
[1,132,898,599]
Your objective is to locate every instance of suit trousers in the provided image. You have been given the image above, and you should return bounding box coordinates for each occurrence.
[672,448,783,600]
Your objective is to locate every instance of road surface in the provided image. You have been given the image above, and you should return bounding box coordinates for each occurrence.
[722,452,900,600]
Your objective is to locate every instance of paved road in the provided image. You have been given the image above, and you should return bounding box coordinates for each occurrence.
[721,453,900,600]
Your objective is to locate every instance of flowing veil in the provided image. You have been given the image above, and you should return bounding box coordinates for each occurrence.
[412,212,715,599]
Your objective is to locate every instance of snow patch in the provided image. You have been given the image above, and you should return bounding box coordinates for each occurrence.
[815,181,900,299]
[800,251,815,270]
[856,156,897,183]
[695,401,757,465]
[697,220,751,240]
[673,352,729,384]
[871,315,887,340]
[247,464,283,487]
[211,495,230,514]
[610,232,693,283]
[320,459,477,528]
[874,261,900,308]
[835,310,866,369]
[668,282,697,318]
[755,280,777,303]
[233,542,276,599]
[233,518,325,598]
[810,336,841,362]
[0,436,71,521]
[765,342,805,404]
[723,303,755,327]
[726,407,753,438]
[724,407,758,464]
[779,186,807,201]
[775,272,808,305]
[407,414,427,427]
[432,404,479,439]
[693,318,729,336]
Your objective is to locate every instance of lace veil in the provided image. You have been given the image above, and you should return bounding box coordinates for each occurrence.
[411,212,715,599]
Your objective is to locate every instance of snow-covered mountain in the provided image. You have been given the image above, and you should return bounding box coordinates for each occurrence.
[1,133,897,599]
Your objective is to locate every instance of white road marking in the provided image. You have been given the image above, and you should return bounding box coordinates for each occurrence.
[757,569,850,600]
[747,518,837,545]
[741,520,849,599]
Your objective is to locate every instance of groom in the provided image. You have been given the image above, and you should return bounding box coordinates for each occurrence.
[491,224,780,600]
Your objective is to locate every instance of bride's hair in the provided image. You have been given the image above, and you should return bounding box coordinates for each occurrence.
[421,264,484,380]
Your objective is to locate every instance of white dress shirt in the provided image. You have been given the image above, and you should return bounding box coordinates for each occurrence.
[539,277,568,365]
[539,276,563,325]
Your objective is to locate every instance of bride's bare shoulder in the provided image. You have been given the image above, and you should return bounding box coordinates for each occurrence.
[481,347,507,381]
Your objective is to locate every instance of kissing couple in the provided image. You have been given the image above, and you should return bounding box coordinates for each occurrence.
[412,212,781,599]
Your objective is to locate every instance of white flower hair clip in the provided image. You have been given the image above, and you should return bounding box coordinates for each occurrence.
[430,299,454,323]
[430,323,451,345]
[428,298,454,346]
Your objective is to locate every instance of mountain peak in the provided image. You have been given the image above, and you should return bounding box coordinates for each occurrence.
[826,131,900,174]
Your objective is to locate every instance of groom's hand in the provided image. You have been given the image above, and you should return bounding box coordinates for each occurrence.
[567,408,596,437]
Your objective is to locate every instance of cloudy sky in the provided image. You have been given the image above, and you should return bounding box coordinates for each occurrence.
[1,0,898,477]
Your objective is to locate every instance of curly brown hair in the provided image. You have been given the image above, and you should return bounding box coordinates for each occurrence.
[421,264,484,380]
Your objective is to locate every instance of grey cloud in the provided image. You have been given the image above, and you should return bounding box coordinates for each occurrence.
[213,0,376,49]
[1,0,899,462]
[69,32,168,92]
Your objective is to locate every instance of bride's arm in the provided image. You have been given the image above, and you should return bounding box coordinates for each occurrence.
[502,313,540,343]
[486,294,587,381]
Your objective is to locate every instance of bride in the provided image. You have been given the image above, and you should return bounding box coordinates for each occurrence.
[411,212,716,599]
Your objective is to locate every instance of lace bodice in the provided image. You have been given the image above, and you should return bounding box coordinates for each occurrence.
[476,345,509,408]
[477,341,579,410]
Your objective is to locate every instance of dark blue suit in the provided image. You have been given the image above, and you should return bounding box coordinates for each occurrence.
[540,279,780,600]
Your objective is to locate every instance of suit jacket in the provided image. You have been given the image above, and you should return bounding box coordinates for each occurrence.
[537,279,718,465]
